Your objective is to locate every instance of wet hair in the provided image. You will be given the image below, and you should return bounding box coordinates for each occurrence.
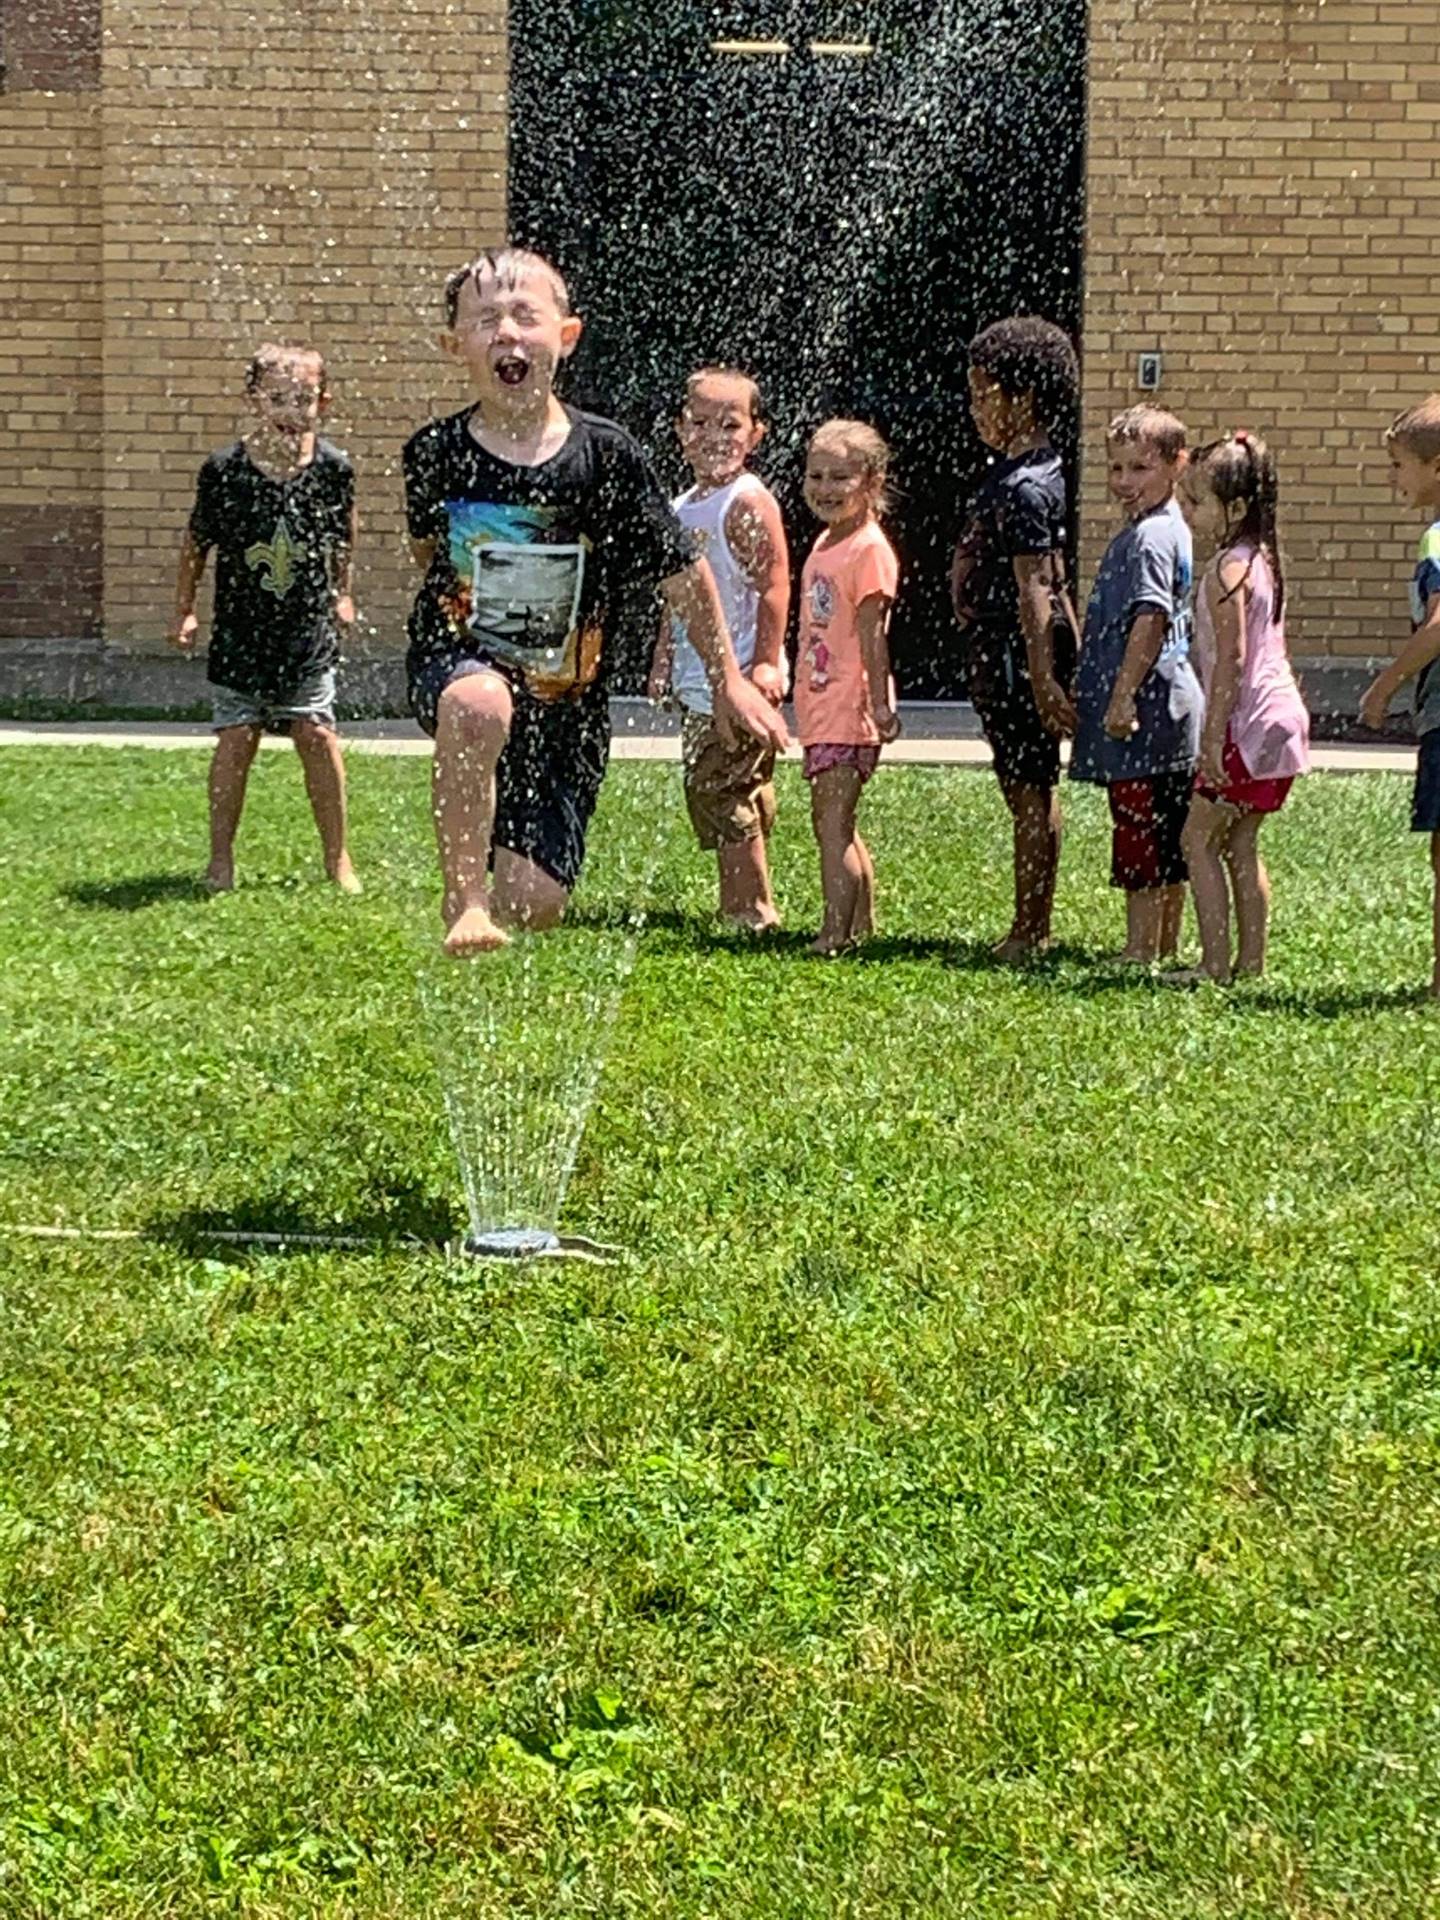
[967,316,1079,434]
[1386,395,1440,464]
[682,365,766,425]
[245,342,328,398]
[1188,430,1287,621]
[1108,405,1187,462]
[810,417,892,516]
[443,247,572,328]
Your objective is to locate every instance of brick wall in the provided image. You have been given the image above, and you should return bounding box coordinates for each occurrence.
[95,0,507,677]
[1084,0,1440,675]
[5,0,1439,699]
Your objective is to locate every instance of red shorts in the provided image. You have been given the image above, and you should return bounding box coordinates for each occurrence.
[802,742,881,783]
[1195,738,1294,814]
[1107,771,1191,892]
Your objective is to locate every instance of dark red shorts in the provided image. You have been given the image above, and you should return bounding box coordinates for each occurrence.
[1195,738,1294,814]
[1107,771,1191,892]
[802,742,881,784]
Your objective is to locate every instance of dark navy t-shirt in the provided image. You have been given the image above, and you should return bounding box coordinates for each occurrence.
[951,445,1068,701]
[403,404,695,705]
[188,439,353,700]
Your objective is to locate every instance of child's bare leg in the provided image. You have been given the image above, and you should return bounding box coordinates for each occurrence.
[1123,887,1165,963]
[490,848,570,932]
[291,719,360,892]
[810,766,865,954]
[849,832,876,942]
[1223,812,1270,975]
[717,836,779,931]
[432,673,512,955]
[1159,883,1186,960]
[207,724,261,890]
[998,778,1060,957]
[1182,795,1233,981]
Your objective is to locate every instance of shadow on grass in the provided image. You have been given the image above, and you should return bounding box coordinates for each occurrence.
[622,906,1100,973]
[63,873,215,911]
[1237,981,1433,1019]
[150,1182,460,1258]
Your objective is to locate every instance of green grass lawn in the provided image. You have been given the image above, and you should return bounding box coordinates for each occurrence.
[2,745,1438,1918]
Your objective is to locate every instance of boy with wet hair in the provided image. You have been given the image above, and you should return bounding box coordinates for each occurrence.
[168,342,359,894]
[649,365,790,931]
[952,315,1080,960]
[1361,394,1440,996]
[1071,405,1203,964]
[404,247,788,954]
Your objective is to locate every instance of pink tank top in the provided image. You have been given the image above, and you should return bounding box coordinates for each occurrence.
[1193,545,1310,781]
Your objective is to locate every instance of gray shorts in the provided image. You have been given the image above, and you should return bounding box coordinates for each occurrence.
[211,666,337,735]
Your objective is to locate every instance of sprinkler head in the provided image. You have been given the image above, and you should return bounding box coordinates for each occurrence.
[463,1227,562,1259]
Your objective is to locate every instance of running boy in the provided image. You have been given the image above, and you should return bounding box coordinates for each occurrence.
[168,343,359,894]
[404,249,788,955]
[1360,394,1440,997]
[648,367,790,931]
[1071,406,1203,964]
[952,316,1081,960]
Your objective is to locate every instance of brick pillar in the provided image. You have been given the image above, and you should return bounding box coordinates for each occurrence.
[0,0,103,666]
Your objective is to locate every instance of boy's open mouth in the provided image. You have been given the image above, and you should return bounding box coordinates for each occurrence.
[494,352,531,388]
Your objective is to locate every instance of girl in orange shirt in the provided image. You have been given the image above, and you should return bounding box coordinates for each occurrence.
[796,419,901,954]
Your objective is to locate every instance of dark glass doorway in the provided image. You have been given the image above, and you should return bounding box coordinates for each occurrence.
[510,1,1086,697]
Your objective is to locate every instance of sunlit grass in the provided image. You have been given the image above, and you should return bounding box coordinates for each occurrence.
[1,746,1437,1916]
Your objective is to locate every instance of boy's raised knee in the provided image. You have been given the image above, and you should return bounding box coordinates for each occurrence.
[436,674,513,748]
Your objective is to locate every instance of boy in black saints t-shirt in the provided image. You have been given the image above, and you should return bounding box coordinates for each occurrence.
[168,343,359,894]
[951,318,1081,962]
[403,247,789,955]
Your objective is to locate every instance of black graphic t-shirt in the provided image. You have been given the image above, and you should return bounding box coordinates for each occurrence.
[403,404,696,704]
[188,439,353,700]
[951,446,1068,700]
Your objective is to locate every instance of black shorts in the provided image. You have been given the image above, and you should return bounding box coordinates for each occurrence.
[967,641,1064,789]
[972,679,1062,788]
[1413,730,1440,833]
[409,652,610,893]
[1106,770,1192,891]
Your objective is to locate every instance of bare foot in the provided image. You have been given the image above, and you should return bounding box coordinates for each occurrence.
[1163,966,1228,988]
[328,858,363,895]
[809,934,854,958]
[443,904,509,956]
[993,934,1048,966]
[204,863,234,894]
[1102,948,1154,967]
[722,908,782,935]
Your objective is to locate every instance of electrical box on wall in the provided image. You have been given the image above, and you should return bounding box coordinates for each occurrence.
[1137,351,1163,391]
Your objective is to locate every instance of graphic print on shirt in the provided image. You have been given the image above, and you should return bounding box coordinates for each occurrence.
[805,572,836,689]
[245,518,301,599]
[444,500,596,694]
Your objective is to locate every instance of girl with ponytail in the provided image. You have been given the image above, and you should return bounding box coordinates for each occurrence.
[1174,430,1310,983]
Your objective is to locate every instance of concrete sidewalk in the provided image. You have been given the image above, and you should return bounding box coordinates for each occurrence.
[0,701,1416,774]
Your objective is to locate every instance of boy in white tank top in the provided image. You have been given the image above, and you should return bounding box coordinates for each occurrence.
[649,368,790,930]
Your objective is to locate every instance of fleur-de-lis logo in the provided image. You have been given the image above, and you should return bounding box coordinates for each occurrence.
[245,519,298,598]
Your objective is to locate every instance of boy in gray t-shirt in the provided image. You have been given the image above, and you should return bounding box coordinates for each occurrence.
[1072,407,1202,964]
